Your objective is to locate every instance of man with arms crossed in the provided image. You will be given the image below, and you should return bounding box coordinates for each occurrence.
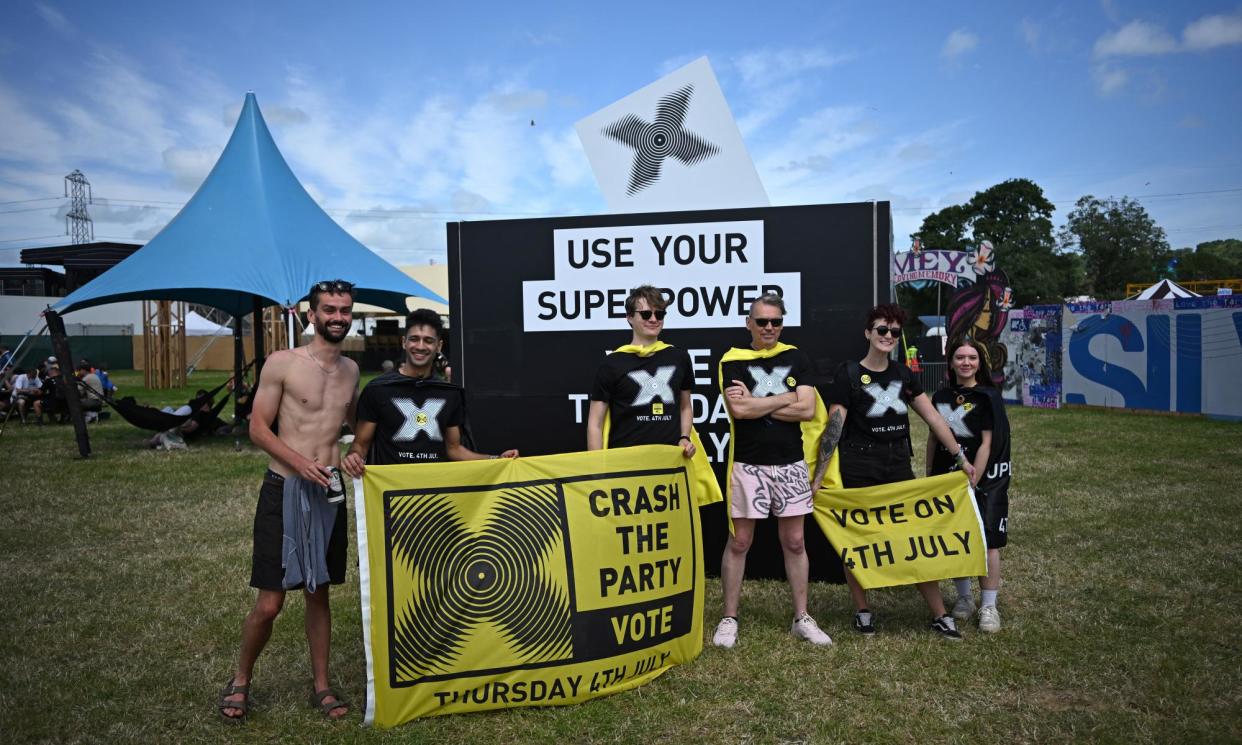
[342,309,518,474]
[219,280,359,723]
[713,293,832,648]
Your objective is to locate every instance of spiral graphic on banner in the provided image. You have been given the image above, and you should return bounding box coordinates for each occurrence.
[387,484,572,682]
[602,84,720,195]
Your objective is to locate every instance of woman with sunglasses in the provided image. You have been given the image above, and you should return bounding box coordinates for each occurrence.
[586,285,695,457]
[927,338,1011,633]
[811,303,976,640]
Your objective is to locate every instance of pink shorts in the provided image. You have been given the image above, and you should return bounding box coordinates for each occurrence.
[729,461,814,519]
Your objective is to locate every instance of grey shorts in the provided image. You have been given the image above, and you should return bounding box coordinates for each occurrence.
[729,461,814,519]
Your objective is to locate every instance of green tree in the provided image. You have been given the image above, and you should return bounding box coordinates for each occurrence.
[1170,247,1234,281]
[1059,196,1169,299]
[1196,238,1242,270]
[912,178,1081,305]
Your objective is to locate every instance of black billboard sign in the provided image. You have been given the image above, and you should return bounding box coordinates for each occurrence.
[447,202,892,579]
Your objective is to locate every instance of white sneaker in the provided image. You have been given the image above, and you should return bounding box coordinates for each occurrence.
[791,614,833,646]
[952,594,977,622]
[712,617,739,648]
[978,605,1001,633]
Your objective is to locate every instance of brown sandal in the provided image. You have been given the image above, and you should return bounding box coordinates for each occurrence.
[309,687,349,720]
[217,678,250,724]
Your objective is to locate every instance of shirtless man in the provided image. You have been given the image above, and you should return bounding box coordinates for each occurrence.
[219,280,360,723]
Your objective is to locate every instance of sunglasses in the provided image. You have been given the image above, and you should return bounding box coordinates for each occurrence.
[314,279,355,293]
[871,325,901,337]
[633,309,667,321]
[752,317,784,328]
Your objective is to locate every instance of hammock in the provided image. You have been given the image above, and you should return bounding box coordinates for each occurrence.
[83,367,247,432]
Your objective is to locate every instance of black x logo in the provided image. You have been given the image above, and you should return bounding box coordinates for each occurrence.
[602,84,720,195]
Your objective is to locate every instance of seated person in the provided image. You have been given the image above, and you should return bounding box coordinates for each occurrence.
[33,365,67,424]
[0,371,12,415]
[96,363,117,399]
[10,368,42,423]
[76,363,105,420]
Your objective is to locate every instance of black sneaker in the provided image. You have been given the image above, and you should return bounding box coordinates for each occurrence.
[929,614,963,641]
[853,609,876,636]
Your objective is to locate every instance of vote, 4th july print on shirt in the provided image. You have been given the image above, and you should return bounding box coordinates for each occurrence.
[356,373,465,464]
[591,347,693,447]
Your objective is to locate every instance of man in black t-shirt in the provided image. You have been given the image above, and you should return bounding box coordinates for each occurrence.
[586,285,696,455]
[342,310,518,474]
[711,293,833,649]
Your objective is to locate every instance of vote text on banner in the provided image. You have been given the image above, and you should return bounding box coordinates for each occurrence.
[812,471,987,589]
[354,445,704,727]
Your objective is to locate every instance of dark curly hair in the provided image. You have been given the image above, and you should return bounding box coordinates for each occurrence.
[864,303,907,330]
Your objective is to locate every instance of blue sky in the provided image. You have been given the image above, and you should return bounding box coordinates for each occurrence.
[2,1,1240,268]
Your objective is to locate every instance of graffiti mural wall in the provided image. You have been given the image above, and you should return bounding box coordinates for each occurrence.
[1061,296,1242,419]
[1000,305,1062,408]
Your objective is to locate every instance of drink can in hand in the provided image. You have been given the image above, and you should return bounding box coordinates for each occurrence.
[326,466,346,503]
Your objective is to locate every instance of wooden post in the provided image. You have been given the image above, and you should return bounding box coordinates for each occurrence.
[43,309,91,458]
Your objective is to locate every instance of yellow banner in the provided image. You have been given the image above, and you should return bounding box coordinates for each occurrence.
[354,445,704,728]
[812,470,987,589]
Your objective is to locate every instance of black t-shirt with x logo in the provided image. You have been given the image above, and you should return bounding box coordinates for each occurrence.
[356,372,465,464]
[823,361,924,444]
[591,347,693,448]
[720,347,812,465]
[928,384,994,474]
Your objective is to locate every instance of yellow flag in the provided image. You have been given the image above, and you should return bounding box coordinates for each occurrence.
[812,471,987,589]
[354,445,705,727]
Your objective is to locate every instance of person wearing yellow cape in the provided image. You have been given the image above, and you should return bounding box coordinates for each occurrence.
[711,293,833,649]
[585,285,721,504]
[810,303,976,641]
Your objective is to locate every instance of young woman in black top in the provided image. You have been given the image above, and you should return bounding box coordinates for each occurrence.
[811,304,977,640]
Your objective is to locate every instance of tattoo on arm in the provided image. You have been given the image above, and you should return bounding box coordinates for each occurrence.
[812,410,845,487]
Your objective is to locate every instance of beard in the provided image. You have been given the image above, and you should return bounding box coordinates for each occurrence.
[317,322,349,344]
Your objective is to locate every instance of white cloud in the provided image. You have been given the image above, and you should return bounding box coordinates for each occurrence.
[34,2,72,35]
[1092,63,1128,94]
[541,127,591,189]
[1183,12,1242,50]
[1094,20,1178,57]
[942,29,979,60]
[1020,18,1042,51]
[0,82,63,162]
[161,147,218,191]
[732,48,849,89]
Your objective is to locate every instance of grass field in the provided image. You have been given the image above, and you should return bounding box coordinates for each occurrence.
[2,370,1240,744]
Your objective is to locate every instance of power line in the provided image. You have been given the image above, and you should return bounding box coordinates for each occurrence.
[0,205,62,216]
[0,196,62,207]
[0,233,65,244]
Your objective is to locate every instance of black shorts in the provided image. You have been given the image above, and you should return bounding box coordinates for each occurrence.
[838,439,914,489]
[250,470,348,591]
[976,482,1009,549]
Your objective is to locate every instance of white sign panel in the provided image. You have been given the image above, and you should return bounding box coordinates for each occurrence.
[1061,299,1242,418]
[522,220,800,332]
[576,57,769,213]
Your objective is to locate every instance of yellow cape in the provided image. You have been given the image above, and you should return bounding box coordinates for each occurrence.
[716,343,839,534]
[600,342,722,508]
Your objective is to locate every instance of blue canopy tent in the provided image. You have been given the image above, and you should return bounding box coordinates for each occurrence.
[50,92,445,438]
[55,92,442,316]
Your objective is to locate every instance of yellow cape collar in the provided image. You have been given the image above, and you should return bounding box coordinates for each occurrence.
[612,340,672,357]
